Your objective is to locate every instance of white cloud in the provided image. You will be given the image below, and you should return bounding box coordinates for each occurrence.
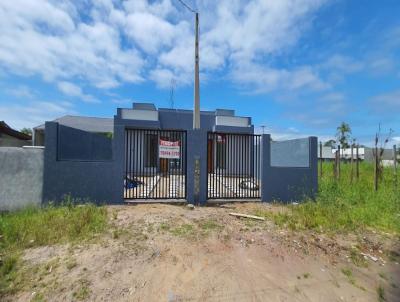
[370,90,400,112]
[231,62,328,93]
[0,100,75,129]
[0,1,144,88]
[5,85,35,99]
[0,0,330,91]
[57,81,99,103]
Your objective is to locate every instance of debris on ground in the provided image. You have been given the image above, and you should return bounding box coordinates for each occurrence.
[229,212,265,220]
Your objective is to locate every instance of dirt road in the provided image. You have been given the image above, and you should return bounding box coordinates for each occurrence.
[10,203,400,301]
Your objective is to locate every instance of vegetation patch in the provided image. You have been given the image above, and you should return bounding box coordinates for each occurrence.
[254,162,400,233]
[0,203,107,297]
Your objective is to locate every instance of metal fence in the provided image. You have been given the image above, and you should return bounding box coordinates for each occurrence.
[207,132,262,199]
[124,129,187,199]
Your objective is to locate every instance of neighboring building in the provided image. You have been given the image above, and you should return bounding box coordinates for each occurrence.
[33,115,113,146]
[326,146,396,164]
[318,146,335,161]
[0,121,32,147]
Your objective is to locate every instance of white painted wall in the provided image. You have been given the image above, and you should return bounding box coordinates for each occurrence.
[215,116,249,127]
[121,109,158,121]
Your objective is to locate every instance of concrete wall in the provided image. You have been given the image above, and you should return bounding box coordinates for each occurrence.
[57,125,112,161]
[262,136,318,203]
[43,122,121,204]
[0,147,43,211]
[271,138,310,167]
[0,133,31,147]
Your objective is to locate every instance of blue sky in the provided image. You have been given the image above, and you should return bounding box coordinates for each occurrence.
[0,0,399,146]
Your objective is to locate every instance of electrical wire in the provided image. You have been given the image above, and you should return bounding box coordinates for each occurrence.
[176,0,197,13]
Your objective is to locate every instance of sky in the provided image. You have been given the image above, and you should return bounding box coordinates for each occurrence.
[0,0,399,146]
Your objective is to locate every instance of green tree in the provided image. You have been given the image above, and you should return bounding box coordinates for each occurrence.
[336,122,352,148]
[324,139,336,148]
[20,127,32,136]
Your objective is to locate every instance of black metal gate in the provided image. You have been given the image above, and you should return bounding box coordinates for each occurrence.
[207,132,261,199]
[124,129,187,199]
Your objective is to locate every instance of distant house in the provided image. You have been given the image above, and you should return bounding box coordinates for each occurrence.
[0,121,32,147]
[320,146,397,164]
[33,115,113,146]
[318,146,335,161]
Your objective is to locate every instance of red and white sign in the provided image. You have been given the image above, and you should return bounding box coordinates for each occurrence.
[159,139,180,159]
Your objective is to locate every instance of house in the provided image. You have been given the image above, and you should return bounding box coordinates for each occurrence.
[0,121,32,147]
[318,146,336,161]
[33,115,113,146]
[16,102,317,206]
[118,103,254,176]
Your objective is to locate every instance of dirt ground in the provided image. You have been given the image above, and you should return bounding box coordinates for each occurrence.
[9,203,400,302]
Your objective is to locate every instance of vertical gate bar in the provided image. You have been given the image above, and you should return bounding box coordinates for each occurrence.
[160,130,163,199]
[220,133,223,198]
[229,135,235,198]
[156,130,160,199]
[216,133,219,198]
[228,134,231,198]
[130,130,133,199]
[135,130,144,198]
[239,134,243,198]
[142,129,144,199]
[258,135,260,198]
[213,133,216,198]
[124,130,127,198]
[222,133,225,198]
[241,134,244,198]
[184,131,187,199]
[234,134,237,198]
[212,133,214,198]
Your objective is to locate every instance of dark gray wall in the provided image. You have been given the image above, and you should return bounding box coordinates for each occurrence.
[57,125,112,161]
[0,147,43,211]
[43,122,121,204]
[262,136,318,203]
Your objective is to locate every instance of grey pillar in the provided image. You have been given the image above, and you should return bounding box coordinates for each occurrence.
[260,134,271,202]
[309,136,318,200]
[186,129,207,205]
[112,123,125,204]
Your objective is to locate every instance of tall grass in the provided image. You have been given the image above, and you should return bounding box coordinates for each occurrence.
[256,162,400,233]
[0,203,108,296]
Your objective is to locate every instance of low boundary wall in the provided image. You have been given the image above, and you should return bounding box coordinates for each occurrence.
[0,147,44,211]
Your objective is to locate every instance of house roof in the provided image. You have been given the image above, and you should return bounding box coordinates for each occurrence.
[34,115,113,133]
[0,121,32,140]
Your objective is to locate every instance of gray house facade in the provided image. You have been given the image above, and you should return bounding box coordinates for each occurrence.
[37,102,317,206]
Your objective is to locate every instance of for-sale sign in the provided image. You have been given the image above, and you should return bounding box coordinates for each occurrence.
[159,139,180,159]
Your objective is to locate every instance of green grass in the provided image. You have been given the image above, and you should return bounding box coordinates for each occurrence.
[255,162,400,233]
[0,203,107,297]
[377,284,386,302]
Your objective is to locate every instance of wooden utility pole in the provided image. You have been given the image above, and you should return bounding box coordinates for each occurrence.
[193,12,200,129]
[394,145,397,188]
[319,141,323,178]
[350,143,354,183]
[338,145,341,180]
[374,135,379,191]
[356,144,359,180]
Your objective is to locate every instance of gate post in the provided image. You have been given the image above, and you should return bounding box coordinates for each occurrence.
[186,129,208,205]
[261,134,272,202]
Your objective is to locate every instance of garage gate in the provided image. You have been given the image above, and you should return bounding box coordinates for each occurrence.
[207,132,261,199]
[124,129,187,200]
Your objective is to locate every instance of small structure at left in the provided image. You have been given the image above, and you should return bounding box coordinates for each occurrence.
[0,121,32,147]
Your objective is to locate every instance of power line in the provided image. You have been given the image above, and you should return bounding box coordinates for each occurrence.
[176,0,196,13]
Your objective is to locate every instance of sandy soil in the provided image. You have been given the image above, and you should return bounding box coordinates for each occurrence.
[8,203,400,302]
